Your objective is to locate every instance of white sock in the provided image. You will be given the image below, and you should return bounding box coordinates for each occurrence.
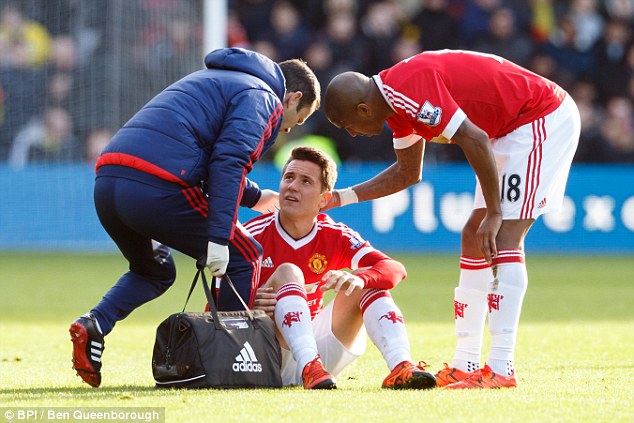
[361,289,411,371]
[274,283,318,373]
[487,250,528,376]
[452,256,492,373]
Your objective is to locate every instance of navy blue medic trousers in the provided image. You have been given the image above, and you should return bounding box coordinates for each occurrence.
[92,168,262,335]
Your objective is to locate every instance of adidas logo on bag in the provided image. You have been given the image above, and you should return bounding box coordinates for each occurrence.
[232,341,263,373]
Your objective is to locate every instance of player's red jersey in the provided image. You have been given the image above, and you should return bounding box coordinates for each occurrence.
[245,212,398,318]
[375,50,567,148]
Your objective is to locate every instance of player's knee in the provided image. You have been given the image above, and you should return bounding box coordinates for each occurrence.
[149,248,177,290]
[461,224,479,249]
[155,256,177,290]
[130,247,176,291]
[270,263,304,291]
[461,210,485,248]
[343,287,364,303]
[275,262,303,279]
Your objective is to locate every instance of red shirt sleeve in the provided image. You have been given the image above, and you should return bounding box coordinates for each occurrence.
[354,250,407,290]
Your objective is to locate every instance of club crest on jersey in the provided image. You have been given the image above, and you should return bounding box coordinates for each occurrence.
[308,253,328,275]
[417,100,441,127]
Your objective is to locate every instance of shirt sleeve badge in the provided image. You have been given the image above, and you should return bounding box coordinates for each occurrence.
[417,100,442,127]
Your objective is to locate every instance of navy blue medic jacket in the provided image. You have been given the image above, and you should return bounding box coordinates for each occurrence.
[95,48,285,246]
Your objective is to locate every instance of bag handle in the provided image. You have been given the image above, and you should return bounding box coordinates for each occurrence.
[182,261,255,321]
[182,267,203,312]
[199,270,223,330]
[182,259,220,312]
[201,270,254,320]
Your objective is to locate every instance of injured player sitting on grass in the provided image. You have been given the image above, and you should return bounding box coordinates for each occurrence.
[246,146,437,390]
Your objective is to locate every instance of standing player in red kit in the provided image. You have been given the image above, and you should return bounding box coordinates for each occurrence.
[246,146,436,390]
[323,50,580,388]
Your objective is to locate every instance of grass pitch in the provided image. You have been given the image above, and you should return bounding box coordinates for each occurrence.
[0,252,632,422]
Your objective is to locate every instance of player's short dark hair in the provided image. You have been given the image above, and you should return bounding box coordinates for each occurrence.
[283,146,337,193]
[279,59,321,111]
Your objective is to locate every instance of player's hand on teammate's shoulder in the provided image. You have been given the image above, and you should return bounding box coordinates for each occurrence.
[252,189,279,214]
[320,190,341,212]
[320,270,364,296]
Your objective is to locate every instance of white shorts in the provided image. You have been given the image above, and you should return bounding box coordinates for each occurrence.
[474,94,580,219]
[280,297,367,386]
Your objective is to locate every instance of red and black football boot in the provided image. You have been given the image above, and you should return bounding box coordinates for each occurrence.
[69,313,104,387]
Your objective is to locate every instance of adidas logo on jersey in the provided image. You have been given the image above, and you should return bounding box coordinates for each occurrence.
[262,256,274,268]
[233,341,263,373]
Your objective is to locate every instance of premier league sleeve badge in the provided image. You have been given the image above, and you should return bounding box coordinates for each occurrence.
[417,100,442,127]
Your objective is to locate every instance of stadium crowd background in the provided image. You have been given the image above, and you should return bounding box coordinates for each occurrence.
[1,0,633,168]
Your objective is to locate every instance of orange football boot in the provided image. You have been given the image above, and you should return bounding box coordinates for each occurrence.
[382,361,436,390]
[302,355,336,389]
[435,362,475,387]
[444,364,517,389]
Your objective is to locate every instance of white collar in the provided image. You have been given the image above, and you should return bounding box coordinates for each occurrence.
[274,212,318,250]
